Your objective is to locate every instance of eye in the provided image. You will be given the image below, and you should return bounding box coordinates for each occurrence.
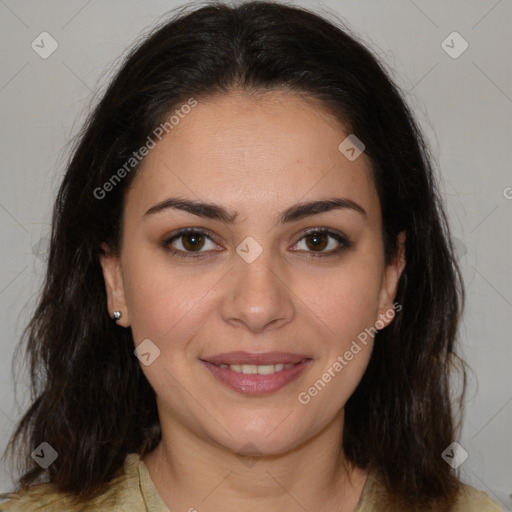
[291,228,353,258]
[162,227,353,260]
[162,228,220,259]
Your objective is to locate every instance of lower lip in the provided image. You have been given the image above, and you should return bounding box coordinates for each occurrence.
[200,359,312,396]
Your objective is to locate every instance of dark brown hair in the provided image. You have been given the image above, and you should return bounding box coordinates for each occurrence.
[2,1,466,510]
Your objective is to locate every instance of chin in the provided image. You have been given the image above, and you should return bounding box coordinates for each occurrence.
[209,423,307,458]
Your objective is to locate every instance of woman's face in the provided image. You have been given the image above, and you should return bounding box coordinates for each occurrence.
[100,90,405,456]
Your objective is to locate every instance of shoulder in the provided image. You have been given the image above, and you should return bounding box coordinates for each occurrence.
[357,469,502,512]
[452,483,503,512]
[0,453,142,512]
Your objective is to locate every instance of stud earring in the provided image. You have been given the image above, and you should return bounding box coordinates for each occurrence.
[112,310,122,322]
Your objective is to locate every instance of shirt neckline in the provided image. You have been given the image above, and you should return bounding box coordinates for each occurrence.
[136,453,373,512]
[136,454,171,511]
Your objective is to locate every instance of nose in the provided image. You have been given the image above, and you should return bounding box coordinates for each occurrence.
[220,245,295,333]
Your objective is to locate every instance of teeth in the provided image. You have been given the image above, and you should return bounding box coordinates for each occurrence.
[220,363,295,374]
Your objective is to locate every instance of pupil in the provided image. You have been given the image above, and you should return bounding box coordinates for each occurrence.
[308,232,326,251]
[184,233,203,250]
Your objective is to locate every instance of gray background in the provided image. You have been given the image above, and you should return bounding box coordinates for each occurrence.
[0,0,511,509]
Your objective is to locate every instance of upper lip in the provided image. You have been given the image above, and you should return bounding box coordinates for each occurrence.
[201,351,311,366]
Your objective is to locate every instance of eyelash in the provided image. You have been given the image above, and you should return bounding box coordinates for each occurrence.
[161,227,353,260]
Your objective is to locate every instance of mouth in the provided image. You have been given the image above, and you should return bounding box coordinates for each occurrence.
[199,352,312,395]
[214,362,299,374]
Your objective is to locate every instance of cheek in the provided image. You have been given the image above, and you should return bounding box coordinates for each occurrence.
[299,280,376,416]
[297,255,382,401]
[306,260,383,341]
[124,276,172,342]
[122,253,216,344]
[308,346,373,420]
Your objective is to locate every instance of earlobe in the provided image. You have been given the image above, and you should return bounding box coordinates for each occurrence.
[99,242,131,327]
[377,231,406,328]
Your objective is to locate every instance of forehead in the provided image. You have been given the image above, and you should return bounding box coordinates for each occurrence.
[124,89,379,224]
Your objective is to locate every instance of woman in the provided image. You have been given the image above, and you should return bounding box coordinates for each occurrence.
[0,1,501,511]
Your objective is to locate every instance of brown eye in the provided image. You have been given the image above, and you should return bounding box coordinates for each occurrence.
[162,228,219,259]
[293,228,353,258]
[162,227,352,260]
[181,232,206,251]
[304,232,329,252]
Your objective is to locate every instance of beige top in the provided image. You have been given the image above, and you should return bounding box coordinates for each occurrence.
[0,453,502,511]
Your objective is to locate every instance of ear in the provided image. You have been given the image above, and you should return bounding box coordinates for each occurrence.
[99,242,131,327]
[376,231,406,328]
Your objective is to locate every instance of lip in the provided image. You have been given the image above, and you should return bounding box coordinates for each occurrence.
[201,351,311,366]
[200,355,313,396]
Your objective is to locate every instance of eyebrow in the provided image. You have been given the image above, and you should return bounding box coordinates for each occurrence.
[143,196,367,224]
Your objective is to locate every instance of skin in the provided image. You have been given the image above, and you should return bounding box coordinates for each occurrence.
[100,89,406,512]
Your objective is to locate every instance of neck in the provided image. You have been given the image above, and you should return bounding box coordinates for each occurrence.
[143,409,368,512]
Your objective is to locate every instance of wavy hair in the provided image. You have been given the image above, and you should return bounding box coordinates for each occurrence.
[2,1,466,510]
